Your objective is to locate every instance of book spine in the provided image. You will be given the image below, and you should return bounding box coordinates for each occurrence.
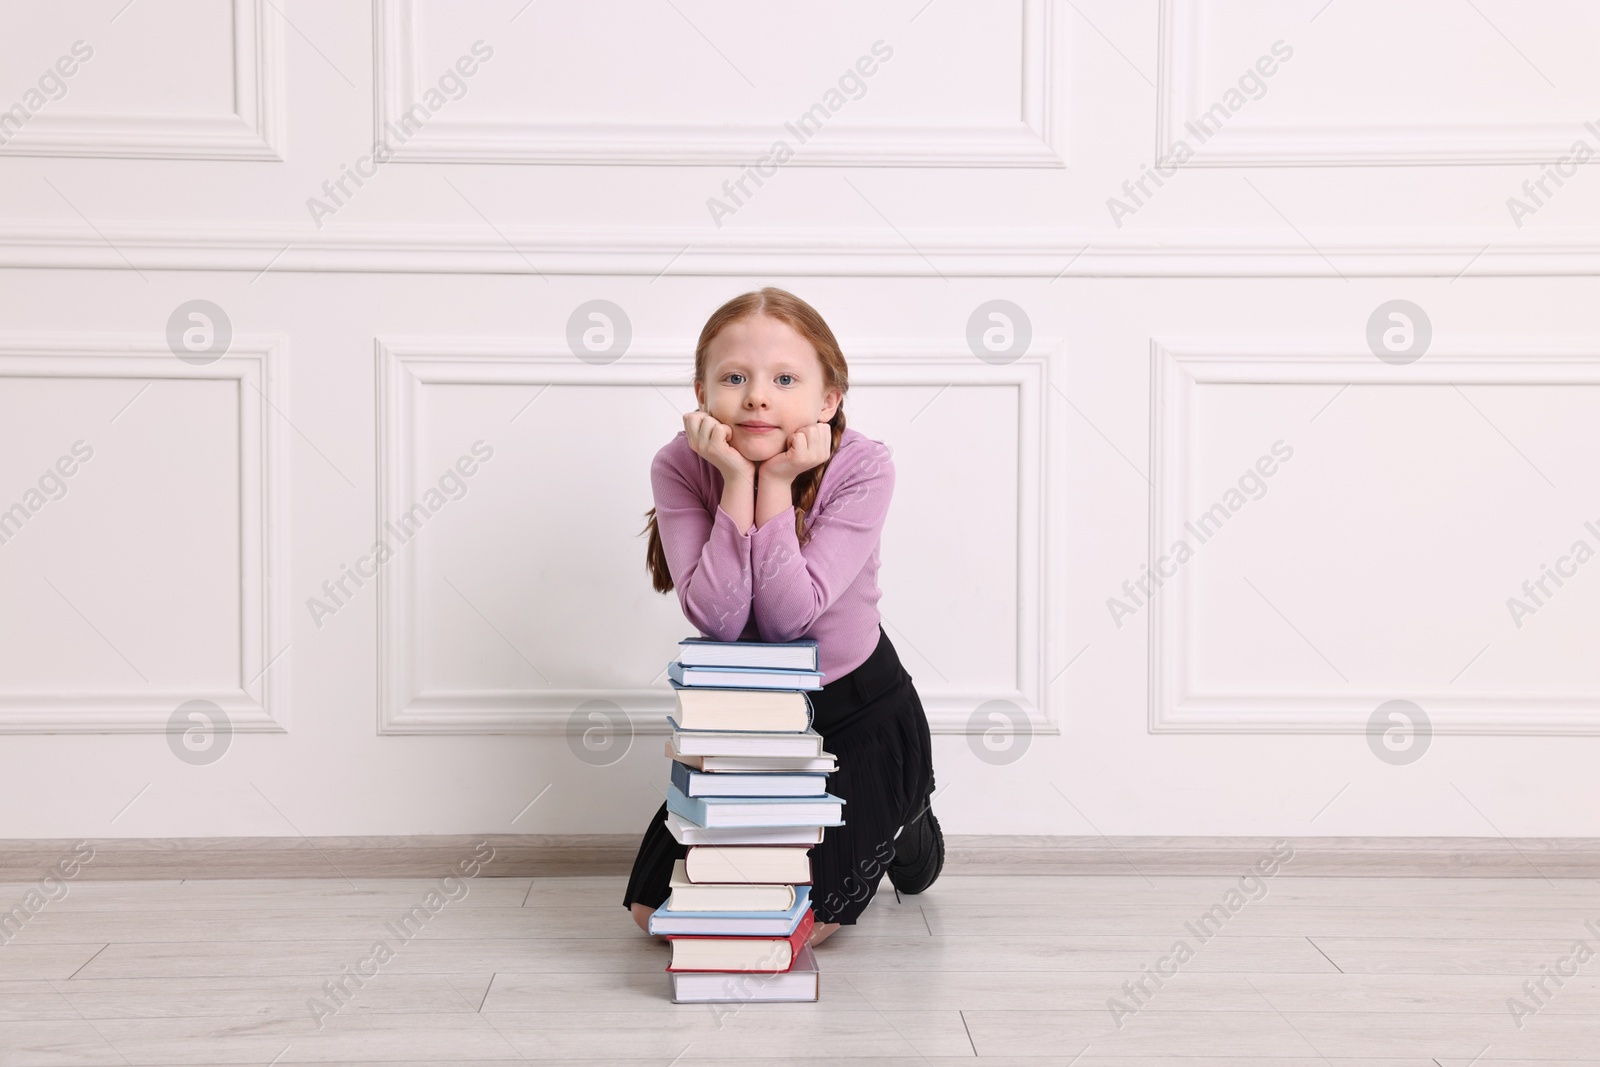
[664,784,708,827]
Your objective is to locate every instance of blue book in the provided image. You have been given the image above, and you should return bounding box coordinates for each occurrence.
[649,884,813,936]
[668,662,823,691]
[666,782,844,829]
[670,758,828,798]
[678,636,819,671]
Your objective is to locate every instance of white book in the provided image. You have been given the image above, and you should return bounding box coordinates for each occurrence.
[665,739,837,773]
[669,722,823,758]
[670,943,819,1003]
[664,811,824,847]
[671,685,812,732]
[686,845,813,885]
[666,858,796,912]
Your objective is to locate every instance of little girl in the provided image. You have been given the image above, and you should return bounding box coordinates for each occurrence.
[623,286,942,948]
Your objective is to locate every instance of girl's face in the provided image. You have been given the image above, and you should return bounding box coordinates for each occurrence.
[695,313,841,463]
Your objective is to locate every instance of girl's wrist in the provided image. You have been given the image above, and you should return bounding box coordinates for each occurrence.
[753,475,794,531]
[720,461,755,486]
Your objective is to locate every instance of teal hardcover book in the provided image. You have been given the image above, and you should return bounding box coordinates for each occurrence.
[665,782,845,829]
[668,662,823,690]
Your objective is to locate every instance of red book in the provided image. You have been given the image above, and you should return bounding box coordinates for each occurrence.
[665,908,815,973]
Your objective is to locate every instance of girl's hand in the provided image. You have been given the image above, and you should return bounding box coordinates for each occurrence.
[683,410,757,485]
[759,422,832,484]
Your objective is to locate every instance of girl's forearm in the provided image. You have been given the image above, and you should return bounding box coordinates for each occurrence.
[718,469,756,534]
[754,475,792,531]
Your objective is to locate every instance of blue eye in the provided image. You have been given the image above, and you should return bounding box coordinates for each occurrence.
[726,373,744,384]
[777,374,795,385]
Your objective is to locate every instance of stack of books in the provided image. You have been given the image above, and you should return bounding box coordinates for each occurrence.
[649,635,845,1004]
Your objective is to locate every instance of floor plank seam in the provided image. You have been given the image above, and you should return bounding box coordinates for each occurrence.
[62,943,109,981]
[958,1008,977,1056]
[476,973,495,1013]
[1304,935,1344,972]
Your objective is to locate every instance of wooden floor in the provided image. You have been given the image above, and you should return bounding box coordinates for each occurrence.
[1,872,1597,1064]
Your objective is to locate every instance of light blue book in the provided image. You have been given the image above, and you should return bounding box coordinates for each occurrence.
[668,662,823,690]
[666,782,845,829]
[649,884,812,936]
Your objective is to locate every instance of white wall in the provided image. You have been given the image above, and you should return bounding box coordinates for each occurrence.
[1,0,1597,839]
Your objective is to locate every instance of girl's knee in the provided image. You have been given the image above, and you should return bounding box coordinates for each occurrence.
[809,920,842,946]
[630,901,657,935]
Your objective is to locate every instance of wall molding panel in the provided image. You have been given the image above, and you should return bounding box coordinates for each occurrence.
[376,337,1053,736]
[0,0,284,161]
[1149,337,1600,734]
[1156,0,1596,166]
[7,222,1600,276]
[0,333,290,733]
[374,0,1066,167]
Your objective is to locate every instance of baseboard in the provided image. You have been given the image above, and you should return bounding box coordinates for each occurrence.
[940,836,1600,878]
[0,835,634,881]
[4,835,1599,881]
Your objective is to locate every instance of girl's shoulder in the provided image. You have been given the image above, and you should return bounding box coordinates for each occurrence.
[835,426,892,466]
[822,427,893,493]
[654,429,704,470]
[651,431,719,496]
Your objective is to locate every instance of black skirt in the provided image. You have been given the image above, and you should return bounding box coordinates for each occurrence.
[622,624,935,926]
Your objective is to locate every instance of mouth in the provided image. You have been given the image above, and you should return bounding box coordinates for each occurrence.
[738,423,778,432]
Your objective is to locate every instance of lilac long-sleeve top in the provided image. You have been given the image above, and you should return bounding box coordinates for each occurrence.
[651,425,894,685]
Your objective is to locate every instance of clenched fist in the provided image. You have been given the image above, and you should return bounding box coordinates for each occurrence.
[759,422,832,484]
[683,410,758,485]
